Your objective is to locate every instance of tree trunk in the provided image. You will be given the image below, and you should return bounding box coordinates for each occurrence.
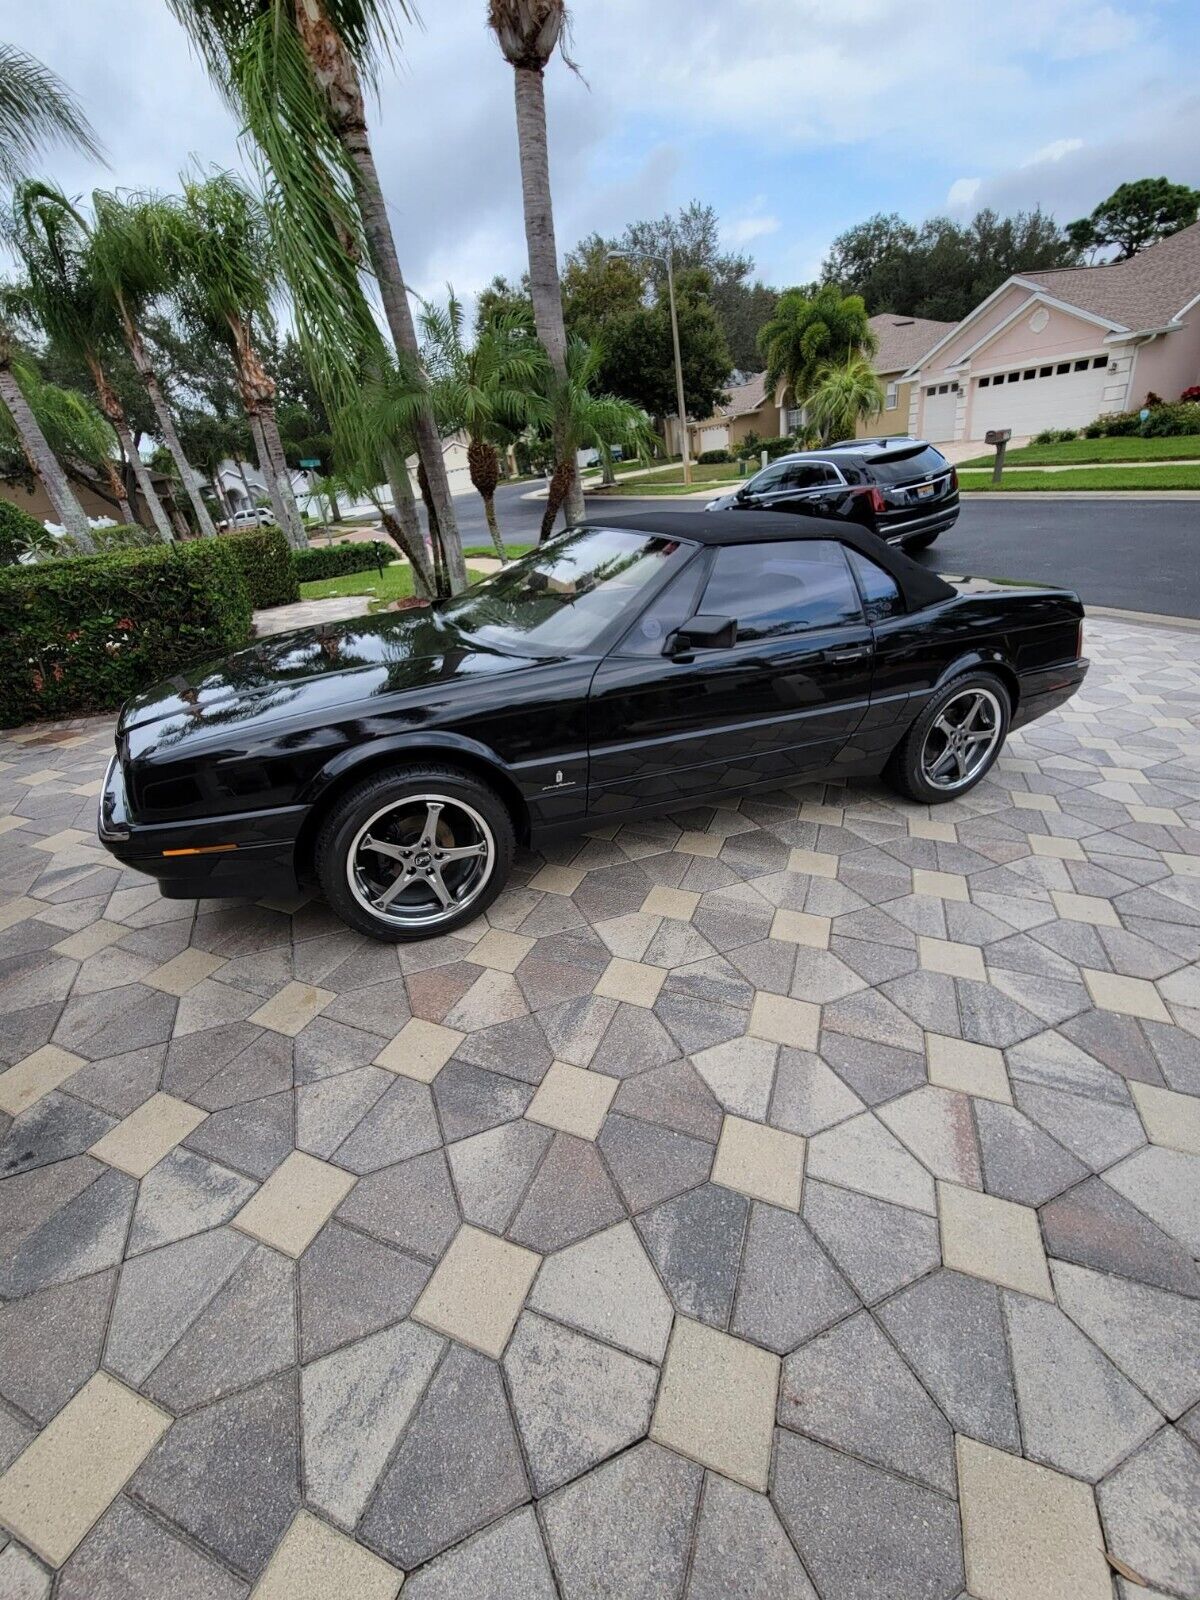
[234,455,252,510]
[84,353,174,542]
[247,410,287,531]
[512,63,585,526]
[383,451,434,598]
[293,0,467,592]
[259,404,308,549]
[416,456,451,599]
[227,318,307,549]
[0,362,95,552]
[327,488,342,522]
[467,436,505,560]
[540,459,573,542]
[119,302,219,538]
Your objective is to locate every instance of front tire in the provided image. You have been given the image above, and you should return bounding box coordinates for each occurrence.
[885,673,1010,804]
[315,764,515,941]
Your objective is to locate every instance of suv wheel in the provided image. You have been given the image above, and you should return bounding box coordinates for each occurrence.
[886,673,1009,803]
[903,531,939,552]
[315,764,515,941]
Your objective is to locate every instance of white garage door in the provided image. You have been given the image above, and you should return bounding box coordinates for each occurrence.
[971,356,1111,438]
[698,425,730,454]
[921,383,959,442]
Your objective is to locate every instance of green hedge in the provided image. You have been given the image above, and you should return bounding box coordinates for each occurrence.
[697,448,733,464]
[0,540,252,727]
[292,540,393,583]
[226,526,300,608]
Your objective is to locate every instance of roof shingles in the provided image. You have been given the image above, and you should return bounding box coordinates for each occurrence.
[1019,221,1200,331]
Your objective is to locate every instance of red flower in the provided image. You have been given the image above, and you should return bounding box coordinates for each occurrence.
[116,617,134,631]
[66,630,81,642]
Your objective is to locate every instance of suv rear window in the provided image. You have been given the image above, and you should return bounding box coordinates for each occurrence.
[867,446,949,485]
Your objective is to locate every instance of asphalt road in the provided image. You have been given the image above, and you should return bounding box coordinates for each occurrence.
[460,484,1200,620]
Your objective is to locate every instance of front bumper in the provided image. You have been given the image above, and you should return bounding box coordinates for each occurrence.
[97,755,305,900]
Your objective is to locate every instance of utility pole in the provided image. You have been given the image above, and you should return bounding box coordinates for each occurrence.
[610,247,692,486]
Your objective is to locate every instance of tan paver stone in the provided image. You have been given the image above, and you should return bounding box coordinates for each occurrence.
[248,981,334,1036]
[1130,1080,1200,1155]
[748,992,820,1051]
[1051,891,1119,928]
[594,957,666,1008]
[466,928,536,973]
[143,948,225,995]
[1163,852,1200,877]
[0,896,39,933]
[0,815,28,836]
[0,1044,87,1115]
[712,1114,804,1210]
[529,863,587,894]
[926,1033,1011,1103]
[0,1372,169,1568]
[13,768,60,787]
[770,909,831,949]
[908,818,957,842]
[374,1017,464,1082]
[233,1150,355,1257]
[800,802,843,825]
[957,1436,1110,1600]
[526,1061,618,1140]
[674,831,723,858]
[51,920,126,960]
[413,1224,540,1358]
[1029,835,1086,860]
[641,885,701,920]
[1081,969,1172,1024]
[918,937,986,981]
[1012,791,1060,813]
[912,869,969,902]
[939,1181,1052,1299]
[1097,766,1146,785]
[89,1093,207,1178]
[30,828,90,853]
[251,1510,402,1600]
[650,1316,779,1491]
[1131,805,1181,825]
[787,848,838,879]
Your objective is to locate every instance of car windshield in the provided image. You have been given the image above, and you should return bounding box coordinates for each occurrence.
[868,446,948,484]
[435,525,691,655]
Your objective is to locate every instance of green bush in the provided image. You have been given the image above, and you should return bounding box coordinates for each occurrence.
[1140,401,1200,437]
[0,539,252,727]
[226,526,300,608]
[1033,429,1058,445]
[1035,428,1078,444]
[0,499,52,565]
[292,540,393,583]
[736,436,796,461]
[697,448,732,464]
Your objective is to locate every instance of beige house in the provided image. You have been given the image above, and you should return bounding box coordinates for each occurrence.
[853,313,957,438]
[665,371,778,457]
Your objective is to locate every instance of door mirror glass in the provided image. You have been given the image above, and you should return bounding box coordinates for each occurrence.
[668,614,737,653]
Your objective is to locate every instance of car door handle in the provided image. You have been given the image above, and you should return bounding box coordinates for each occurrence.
[822,645,871,663]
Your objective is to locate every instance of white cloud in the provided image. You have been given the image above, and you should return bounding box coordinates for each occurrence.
[947,178,982,207]
[725,211,781,245]
[1024,138,1085,165]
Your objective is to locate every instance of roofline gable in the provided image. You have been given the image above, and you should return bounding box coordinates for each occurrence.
[902,279,1133,378]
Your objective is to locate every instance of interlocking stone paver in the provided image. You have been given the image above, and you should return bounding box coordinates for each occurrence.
[298,1220,430,1361]
[808,1111,936,1213]
[878,1084,981,1187]
[1104,1144,1200,1253]
[56,1496,247,1600]
[252,1511,401,1600]
[0,1044,86,1115]
[773,1430,964,1600]
[399,1506,556,1599]
[0,1162,134,1299]
[939,1180,1052,1298]
[528,1218,673,1362]
[0,1268,113,1425]
[337,1147,460,1260]
[686,1472,817,1600]
[413,1223,539,1357]
[508,1131,625,1252]
[652,1316,778,1490]
[1041,1174,1200,1297]
[1097,1426,1200,1598]
[637,1181,748,1327]
[803,1176,940,1302]
[974,1099,1088,1206]
[232,1149,355,1257]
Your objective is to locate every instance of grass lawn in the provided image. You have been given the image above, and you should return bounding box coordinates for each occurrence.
[592,462,745,494]
[958,434,1200,468]
[299,564,485,612]
[959,464,1200,492]
[462,542,533,561]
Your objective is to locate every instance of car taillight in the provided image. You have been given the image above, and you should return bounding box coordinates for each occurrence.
[1077,619,1085,658]
[868,487,886,514]
[950,467,958,491]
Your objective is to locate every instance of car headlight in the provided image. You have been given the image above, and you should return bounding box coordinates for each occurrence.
[705,499,718,511]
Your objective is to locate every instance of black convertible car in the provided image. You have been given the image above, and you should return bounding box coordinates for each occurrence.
[99,513,1087,941]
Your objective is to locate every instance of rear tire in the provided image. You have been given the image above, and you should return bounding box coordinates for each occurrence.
[885,672,1010,804]
[315,764,515,942]
[902,531,939,552]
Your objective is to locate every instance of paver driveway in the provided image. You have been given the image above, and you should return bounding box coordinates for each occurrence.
[1,616,1199,1600]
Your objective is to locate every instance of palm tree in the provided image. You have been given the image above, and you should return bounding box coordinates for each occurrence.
[487,0,585,526]
[0,344,97,550]
[805,354,886,444]
[167,0,465,586]
[89,190,219,537]
[161,171,307,549]
[8,183,175,541]
[539,337,651,541]
[0,44,103,188]
[758,285,875,425]
[421,293,548,558]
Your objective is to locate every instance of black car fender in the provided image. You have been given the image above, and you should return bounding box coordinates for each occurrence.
[931,647,1020,711]
[301,729,525,810]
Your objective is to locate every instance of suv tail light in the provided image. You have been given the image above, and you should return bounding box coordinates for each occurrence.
[1077,619,1085,658]
[950,466,959,491]
[867,486,886,514]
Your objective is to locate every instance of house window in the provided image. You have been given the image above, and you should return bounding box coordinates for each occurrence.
[785,407,803,431]
[978,376,990,388]
[1056,363,1070,374]
[1092,356,1108,369]
[1007,372,1020,383]
[1074,359,1089,371]
[1039,367,1053,377]
[885,381,898,411]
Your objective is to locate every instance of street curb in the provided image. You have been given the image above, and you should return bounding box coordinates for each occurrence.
[1086,606,1200,632]
[959,490,1200,501]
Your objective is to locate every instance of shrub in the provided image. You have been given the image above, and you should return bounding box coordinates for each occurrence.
[1053,428,1078,443]
[226,526,300,608]
[292,540,393,583]
[697,448,732,464]
[0,539,252,727]
[1083,422,1105,438]
[1181,386,1200,403]
[1140,401,1200,437]
[1033,429,1058,445]
[736,435,796,461]
[0,500,52,566]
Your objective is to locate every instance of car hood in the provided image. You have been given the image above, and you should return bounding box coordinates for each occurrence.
[939,573,1079,600]
[118,607,553,747]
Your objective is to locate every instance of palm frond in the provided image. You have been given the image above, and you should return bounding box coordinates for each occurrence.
[0,44,104,186]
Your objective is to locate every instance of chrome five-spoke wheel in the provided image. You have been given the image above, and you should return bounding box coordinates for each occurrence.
[347,793,495,931]
[919,687,1003,792]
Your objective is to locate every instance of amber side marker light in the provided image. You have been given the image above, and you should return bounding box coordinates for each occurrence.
[161,844,238,857]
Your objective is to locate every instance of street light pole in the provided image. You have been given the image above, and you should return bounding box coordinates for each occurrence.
[609,246,691,486]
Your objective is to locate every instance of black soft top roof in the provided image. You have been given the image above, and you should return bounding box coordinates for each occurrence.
[584,510,956,612]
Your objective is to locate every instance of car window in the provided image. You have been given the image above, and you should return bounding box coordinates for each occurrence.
[867,445,949,485]
[616,560,708,656]
[777,464,831,490]
[435,524,692,655]
[847,548,904,623]
[748,464,788,493]
[700,540,862,643]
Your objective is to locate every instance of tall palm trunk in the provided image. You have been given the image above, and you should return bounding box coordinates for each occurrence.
[539,458,573,542]
[291,0,467,593]
[116,298,218,538]
[467,435,506,560]
[0,358,95,552]
[383,452,434,598]
[227,317,306,549]
[511,63,585,526]
[259,405,308,549]
[83,353,174,541]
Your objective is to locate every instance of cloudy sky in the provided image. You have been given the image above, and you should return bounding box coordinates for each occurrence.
[9,0,1200,302]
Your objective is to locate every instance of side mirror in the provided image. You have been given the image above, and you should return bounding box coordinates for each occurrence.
[668,614,737,655]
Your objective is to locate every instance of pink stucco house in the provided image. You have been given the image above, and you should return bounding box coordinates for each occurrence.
[904,221,1200,443]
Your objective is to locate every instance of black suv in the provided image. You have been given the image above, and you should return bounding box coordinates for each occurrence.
[705,438,959,551]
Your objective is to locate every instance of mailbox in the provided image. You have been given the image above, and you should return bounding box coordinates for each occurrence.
[984,429,1012,445]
